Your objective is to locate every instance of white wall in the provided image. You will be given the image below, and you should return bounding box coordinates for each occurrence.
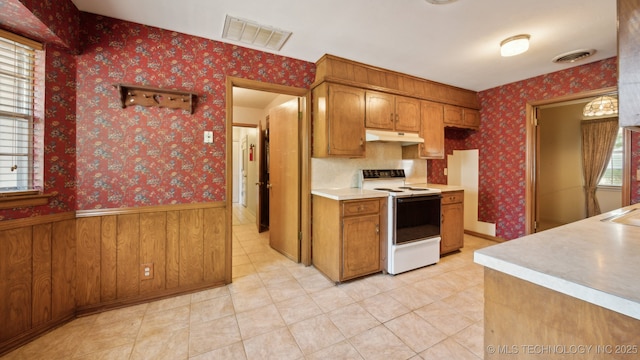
[232,126,258,215]
[447,149,496,236]
[597,187,622,213]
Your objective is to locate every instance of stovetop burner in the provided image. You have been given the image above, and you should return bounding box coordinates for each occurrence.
[360,169,441,197]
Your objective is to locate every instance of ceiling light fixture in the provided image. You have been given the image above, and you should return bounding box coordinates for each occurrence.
[582,95,618,117]
[500,34,530,57]
[222,15,292,51]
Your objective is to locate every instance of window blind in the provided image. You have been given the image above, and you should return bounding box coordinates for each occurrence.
[0,31,39,192]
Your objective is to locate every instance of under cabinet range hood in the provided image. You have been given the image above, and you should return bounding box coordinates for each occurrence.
[365,129,424,145]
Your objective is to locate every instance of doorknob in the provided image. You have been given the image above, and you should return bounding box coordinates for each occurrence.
[255,182,264,186]
[266,183,273,189]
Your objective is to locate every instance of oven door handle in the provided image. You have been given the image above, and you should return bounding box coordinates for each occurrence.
[396,195,441,203]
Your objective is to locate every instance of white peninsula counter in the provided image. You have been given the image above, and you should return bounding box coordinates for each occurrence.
[474,204,640,359]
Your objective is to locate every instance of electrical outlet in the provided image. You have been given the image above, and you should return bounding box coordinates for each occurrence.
[637,169,640,181]
[204,131,214,144]
[140,263,154,280]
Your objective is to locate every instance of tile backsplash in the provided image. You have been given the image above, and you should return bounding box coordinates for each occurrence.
[311,142,427,189]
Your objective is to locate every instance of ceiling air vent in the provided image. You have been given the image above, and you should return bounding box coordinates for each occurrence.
[552,49,597,64]
[222,15,292,51]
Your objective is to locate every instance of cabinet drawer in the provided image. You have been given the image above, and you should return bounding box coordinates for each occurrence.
[441,191,463,204]
[343,199,380,216]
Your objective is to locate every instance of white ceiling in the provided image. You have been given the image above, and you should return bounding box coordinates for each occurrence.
[70,0,616,93]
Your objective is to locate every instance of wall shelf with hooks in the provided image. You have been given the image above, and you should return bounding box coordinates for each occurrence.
[114,84,197,114]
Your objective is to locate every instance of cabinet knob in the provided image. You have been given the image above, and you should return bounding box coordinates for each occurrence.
[376,224,379,234]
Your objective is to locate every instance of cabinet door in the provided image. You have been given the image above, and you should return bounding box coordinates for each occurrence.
[419,101,445,159]
[463,109,480,129]
[365,91,394,130]
[342,214,380,280]
[441,202,464,255]
[443,105,463,126]
[328,84,366,156]
[394,96,421,132]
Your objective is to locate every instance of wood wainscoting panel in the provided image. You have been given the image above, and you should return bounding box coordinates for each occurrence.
[0,228,32,342]
[116,214,140,299]
[100,216,117,301]
[179,209,205,286]
[139,212,167,293]
[0,204,229,357]
[74,203,227,307]
[31,224,52,326]
[51,219,76,321]
[166,210,181,289]
[76,217,101,307]
[203,207,226,282]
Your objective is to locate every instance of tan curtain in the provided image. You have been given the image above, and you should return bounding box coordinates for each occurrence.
[581,118,618,217]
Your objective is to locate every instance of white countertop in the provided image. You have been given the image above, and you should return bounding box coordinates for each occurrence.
[404,182,465,192]
[474,204,640,320]
[311,188,388,201]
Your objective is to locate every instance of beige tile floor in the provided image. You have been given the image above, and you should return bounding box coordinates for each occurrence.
[2,205,495,360]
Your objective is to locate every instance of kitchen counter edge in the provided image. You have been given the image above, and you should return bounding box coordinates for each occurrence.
[474,204,640,320]
[311,188,388,201]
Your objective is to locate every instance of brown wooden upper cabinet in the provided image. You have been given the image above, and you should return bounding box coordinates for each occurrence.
[444,105,480,130]
[419,101,445,159]
[312,83,366,158]
[365,91,421,132]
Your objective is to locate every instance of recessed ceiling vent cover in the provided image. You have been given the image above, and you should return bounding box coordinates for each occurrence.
[552,49,597,64]
[222,15,292,51]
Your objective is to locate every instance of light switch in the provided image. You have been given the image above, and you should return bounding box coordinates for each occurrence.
[204,131,214,144]
[444,168,448,176]
[636,169,640,181]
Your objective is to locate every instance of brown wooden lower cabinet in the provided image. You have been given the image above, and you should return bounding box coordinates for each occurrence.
[312,196,382,282]
[440,190,464,255]
[0,202,229,357]
[485,268,640,359]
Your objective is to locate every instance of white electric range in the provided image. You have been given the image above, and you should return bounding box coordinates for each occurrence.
[360,169,442,275]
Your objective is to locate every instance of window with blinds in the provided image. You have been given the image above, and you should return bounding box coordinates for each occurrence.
[599,127,623,187]
[0,31,40,193]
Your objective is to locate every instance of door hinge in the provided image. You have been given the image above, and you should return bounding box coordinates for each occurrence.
[298,231,302,241]
[534,220,538,231]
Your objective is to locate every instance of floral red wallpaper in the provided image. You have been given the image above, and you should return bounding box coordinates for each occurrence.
[430,58,620,240]
[75,14,315,210]
[0,0,79,53]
